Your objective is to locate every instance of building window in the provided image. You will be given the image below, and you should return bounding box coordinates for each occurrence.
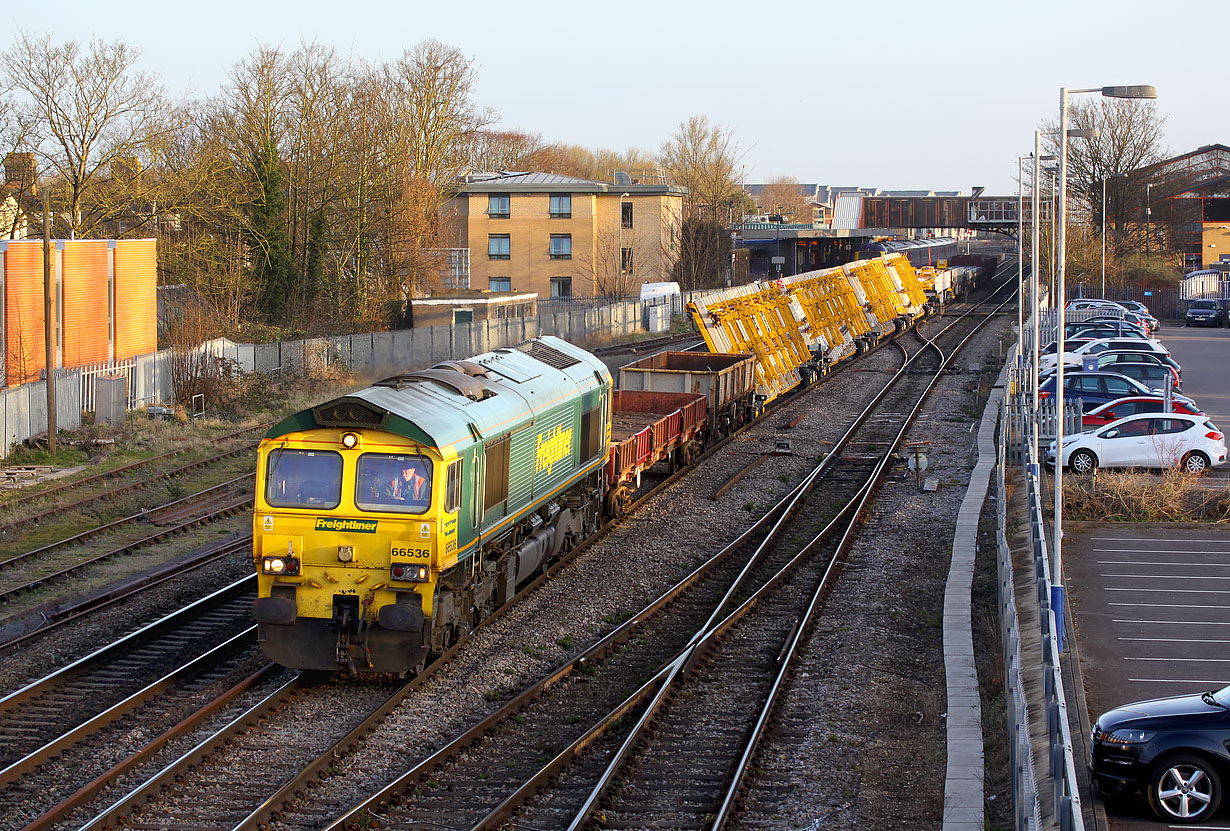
[488,194,510,218]
[549,194,571,218]
[549,234,572,259]
[550,276,572,298]
[489,277,511,292]
[621,201,633,229]
[621,247,634,275]
[488,234,510,259]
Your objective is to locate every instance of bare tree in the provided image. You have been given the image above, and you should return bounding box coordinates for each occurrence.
[659,115,739,218]
[1041,98,1167,244]
[1,31,178,237]
[756,175,811,222]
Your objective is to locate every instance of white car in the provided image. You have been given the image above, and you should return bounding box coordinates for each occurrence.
[1039,337,1170,372]
[1048,412,1227,474]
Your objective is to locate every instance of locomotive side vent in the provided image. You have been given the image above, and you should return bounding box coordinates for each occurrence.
[314,398,387,428]
[515,339,581,370]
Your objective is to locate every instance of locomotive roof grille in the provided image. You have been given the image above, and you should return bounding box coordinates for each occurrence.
[314,399,387,428]
[375,369,492,401]
[514,339,581,369]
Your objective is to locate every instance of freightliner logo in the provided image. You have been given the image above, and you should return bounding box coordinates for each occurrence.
[315,518,379,533]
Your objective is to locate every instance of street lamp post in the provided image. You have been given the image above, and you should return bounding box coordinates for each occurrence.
[1053,84,1157,653]
[1031,134,1043,468]
[1017,156,1025,345]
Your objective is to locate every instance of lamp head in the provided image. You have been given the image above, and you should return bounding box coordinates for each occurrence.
[1101,85,1157,99]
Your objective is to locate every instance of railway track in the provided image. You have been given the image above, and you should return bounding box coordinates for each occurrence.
[5,272,1014,831]
[152,277,1009,831]
[0,578,269,831]
[0,422,267,515]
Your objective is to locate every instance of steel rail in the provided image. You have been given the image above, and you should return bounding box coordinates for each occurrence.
[0,422,267,510]
[0,495,253,605]
[559,290,1016,831]
[0,535,251,655]
[0,473,255,572]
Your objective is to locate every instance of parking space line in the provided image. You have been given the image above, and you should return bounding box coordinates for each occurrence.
[1107,587,1230,594]
[1098,560,1230,566]
[1119,637,1230,643]
[1113,618,1230,624]
[1110,602,1230,609]
[1092,536,1230,544]
[1127,657,1230,663]
[1165,825,1230,829]
[1127,678,1230,684]
[1102,574,1230,580]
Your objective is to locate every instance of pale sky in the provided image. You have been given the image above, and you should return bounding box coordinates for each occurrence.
[9,0,1225,196]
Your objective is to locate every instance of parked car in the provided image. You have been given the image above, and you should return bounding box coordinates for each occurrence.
[1108,361,1181,391]
[1115,299,1152,317]
[1090,685,1230,822]
[1067,298,1125,313]
[1040,337,1171,372]
[1066,321,1151,340]
[1081,396,1204,429]
[1048,411,1226,473]
[1037,371,1196,412]
[1085,350,1182,381]
[1082,311,1156,334]
[1185,299,1227,328]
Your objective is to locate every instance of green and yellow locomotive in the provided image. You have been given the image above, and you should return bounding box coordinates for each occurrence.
[252,337,611,673]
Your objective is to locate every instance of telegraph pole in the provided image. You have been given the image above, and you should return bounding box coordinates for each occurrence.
[42,184,56,455]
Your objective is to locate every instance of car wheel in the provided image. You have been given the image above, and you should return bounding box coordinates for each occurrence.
[1182,451,1210,474]
[1148,753,1221,823]
[1069,449,1097,474]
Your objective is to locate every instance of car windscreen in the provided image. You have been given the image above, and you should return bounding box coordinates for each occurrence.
[265,449,344,509]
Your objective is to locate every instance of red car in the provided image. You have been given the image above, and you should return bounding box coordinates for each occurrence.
[1081,396,1205,429]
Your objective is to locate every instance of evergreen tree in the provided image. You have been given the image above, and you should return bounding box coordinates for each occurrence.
[250,140,297,321]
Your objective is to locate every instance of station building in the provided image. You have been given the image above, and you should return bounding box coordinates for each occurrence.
[443,172,687,300]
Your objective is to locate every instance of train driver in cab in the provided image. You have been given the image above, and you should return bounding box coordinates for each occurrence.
[381,460,430,510]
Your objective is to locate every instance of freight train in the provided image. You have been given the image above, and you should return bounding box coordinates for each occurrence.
[252,337,756,673]
[251,252,995,674]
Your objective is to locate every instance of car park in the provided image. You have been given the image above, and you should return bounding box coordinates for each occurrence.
[1037,371,1196,412]
[1048,411,1226,473]
[1185,299,1227,328]
[1089,685,1230,822]
[1081,396,1204,429]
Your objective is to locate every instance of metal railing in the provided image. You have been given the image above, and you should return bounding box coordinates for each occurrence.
[997,334,1087,831]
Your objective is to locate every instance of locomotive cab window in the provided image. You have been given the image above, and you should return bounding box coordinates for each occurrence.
[355,453,434,514]
[580,404,603,461]
[445,460,462,513]
[265,449,343,509]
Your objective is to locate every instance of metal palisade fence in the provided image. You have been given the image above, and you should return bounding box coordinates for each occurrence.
[997,335,1086,831]
[0,291,729,457]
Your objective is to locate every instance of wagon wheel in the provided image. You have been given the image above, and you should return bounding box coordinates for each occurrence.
[606,484,634,518]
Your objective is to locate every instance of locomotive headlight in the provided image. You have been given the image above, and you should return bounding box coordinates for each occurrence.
[262,556,300,576]
[390,563,430,582]
[341,432,360,449]
[337,545,354,563]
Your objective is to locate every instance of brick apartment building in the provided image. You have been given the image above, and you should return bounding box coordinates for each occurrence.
[443,172,687,299]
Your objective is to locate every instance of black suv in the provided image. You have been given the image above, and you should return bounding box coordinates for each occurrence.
[1091,686,1230,822]
[1185,299,1226,328]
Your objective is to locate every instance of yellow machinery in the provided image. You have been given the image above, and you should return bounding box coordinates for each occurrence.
[688,283,813,402]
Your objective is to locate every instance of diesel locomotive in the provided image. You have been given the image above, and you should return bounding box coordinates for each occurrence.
[253,337,613,673]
